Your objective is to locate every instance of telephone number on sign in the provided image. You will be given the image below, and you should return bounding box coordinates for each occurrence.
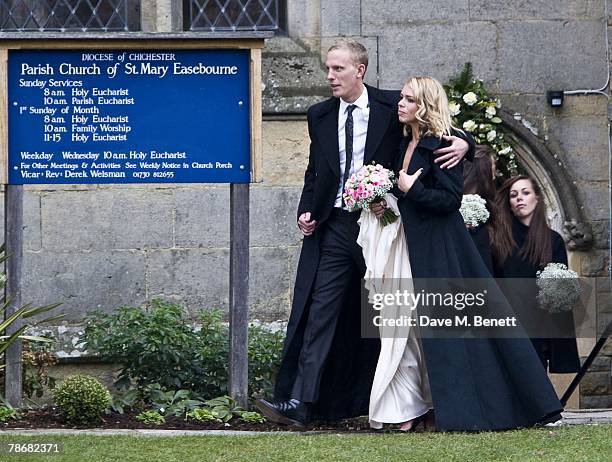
[132,171,175,179]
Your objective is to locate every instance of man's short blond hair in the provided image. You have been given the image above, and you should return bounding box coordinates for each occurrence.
[328,40,368,71]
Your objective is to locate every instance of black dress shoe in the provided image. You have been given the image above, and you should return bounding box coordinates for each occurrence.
[256,398,311,429]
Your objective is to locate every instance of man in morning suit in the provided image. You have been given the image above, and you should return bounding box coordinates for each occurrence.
[257,40,471,428]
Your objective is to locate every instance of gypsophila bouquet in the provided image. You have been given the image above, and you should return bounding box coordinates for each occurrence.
[459,194,490,227]
[536,263,582,313]
[444,63,518,176]
[343,163,398,226]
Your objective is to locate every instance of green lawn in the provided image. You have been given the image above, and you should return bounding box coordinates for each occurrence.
[0,425,610,461]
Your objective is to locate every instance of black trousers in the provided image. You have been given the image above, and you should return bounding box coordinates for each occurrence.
[291,209,366,403]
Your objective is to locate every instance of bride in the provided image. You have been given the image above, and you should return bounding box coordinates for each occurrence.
[363,77,564,432]
[358,192,432,431]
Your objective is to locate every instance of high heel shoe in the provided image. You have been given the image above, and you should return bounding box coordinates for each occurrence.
[399,411,428,432]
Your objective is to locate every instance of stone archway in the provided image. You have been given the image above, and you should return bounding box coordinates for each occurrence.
[500,110,593,251]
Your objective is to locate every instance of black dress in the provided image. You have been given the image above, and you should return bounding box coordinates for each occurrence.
[494,217,580,373]
[395,135,563,431]
[469,224,494,274]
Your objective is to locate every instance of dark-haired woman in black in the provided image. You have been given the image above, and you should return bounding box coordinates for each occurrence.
[492,176,580,374]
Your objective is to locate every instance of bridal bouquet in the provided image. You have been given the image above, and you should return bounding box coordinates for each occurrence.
[460,194,490,227]
[536,263,582,313]
[343,163,398,226]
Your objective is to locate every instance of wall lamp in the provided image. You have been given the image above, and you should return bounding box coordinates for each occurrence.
[547,90,564,107]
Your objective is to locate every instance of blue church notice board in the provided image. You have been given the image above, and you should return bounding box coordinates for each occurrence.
[8,49,251,184]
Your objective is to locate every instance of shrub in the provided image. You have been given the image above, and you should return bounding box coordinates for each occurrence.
[196,311,285,399]
[240,411,266,423]
[196,309,229,398]
[22,339,58,399]
[108,389,140,415]
[0,405,18,422]
[204,395,244,423]
[82,301,285,400]
[144,383,203,417]
[52,375,111,425]
[0,244,63,398]
[82,300,203,392]
[248,324,285,399]
[187,408,222,423]
[136,410,165,426]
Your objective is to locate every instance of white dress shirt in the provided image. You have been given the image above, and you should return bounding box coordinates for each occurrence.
[335,86,370,207]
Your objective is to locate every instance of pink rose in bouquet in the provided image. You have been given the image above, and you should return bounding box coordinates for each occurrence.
[343,163,398,226]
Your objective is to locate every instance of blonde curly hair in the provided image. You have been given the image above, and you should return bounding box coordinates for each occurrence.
[403,76,461,138]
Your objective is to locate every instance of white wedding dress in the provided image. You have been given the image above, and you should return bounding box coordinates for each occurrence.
[357,194,433,429]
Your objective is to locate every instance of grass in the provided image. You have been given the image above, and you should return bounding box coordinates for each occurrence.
[0,425,610,461]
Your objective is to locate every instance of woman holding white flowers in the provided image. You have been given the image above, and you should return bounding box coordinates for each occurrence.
[370,76,564,432]
[492,176,580,373]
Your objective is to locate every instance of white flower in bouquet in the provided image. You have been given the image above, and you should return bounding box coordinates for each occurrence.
[449,101,461,116]
[462,120,477,132]
[498,146,512,155]
[487,130,497,142]
[459,194,490,227]
[462,91,478,106]
[485,106,497,118]
[536,263,582,313]
[343,164,398,226]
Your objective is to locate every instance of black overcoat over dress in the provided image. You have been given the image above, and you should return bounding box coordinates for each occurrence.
[494,217,580,373]
[274,85,403,420]
[396,135,563,431]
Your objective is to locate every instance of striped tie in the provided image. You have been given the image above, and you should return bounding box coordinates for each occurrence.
[341,104,356,206]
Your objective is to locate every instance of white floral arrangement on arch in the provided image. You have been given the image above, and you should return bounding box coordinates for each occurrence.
[459,194,490,227]
[444,63,518,176]
[536,262,583,313]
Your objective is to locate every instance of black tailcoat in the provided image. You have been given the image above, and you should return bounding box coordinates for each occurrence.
[274,85,403,420]
[396,135,563,431]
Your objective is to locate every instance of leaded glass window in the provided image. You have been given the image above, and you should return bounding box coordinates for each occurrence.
[186,0,280,31]
[0,0,140,31]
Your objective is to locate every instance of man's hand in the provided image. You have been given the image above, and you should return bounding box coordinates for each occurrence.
[298,212,318,236]
[433,135,469,169]
[369,199,388,219]
[398,168,423,193]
